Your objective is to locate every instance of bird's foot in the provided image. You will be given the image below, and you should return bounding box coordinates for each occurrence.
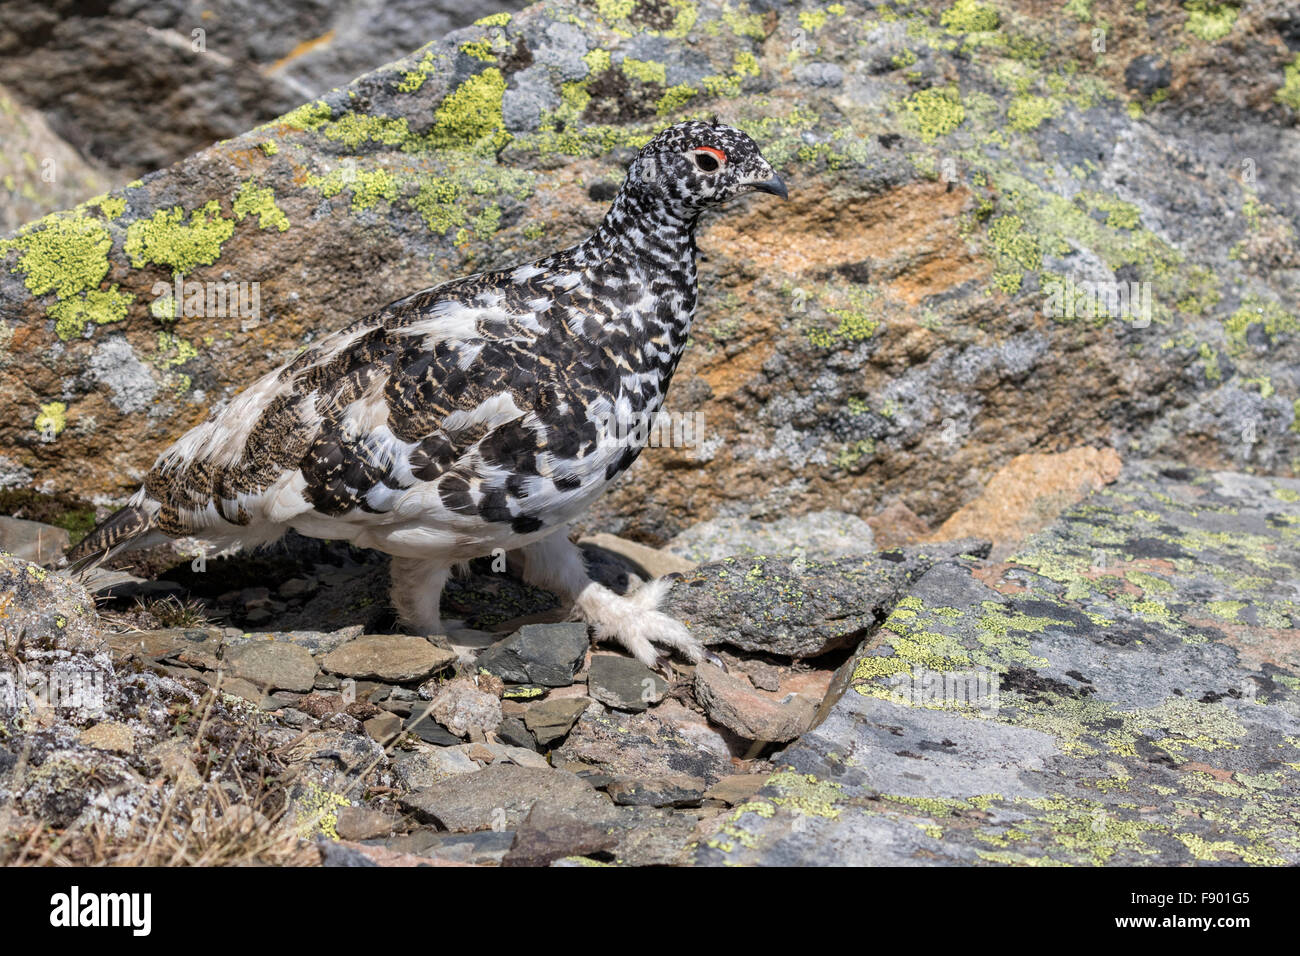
[574,577,710,670]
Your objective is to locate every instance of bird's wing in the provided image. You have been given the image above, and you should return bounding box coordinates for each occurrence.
[122,268,621,550]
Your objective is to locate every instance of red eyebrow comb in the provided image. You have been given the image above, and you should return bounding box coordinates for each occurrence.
[695,146,728,163]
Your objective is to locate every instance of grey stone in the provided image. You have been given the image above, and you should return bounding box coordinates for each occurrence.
[224,641,318,692]
[425,677,502,739]
[694,662,817,743]
[496,715,537,751]
[403,704,465,746]
[319,841,379,867]
[705,774,770,806]
[607,775,706,808]
[398,763,613,831]
[320,634,457,682]
[390,746,480,790]
[661,539,989,658]
[0,516,70,565]
[380,828,516,865]
[363,712,402,744]
[523,697,591,746]
[478,623,590,687]
[587,654,667,712]
[335,806,400,842]
[501,800,618,867]
[554,701,738,785]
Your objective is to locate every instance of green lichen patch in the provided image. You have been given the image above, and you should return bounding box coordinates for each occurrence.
[1183,1,1239,44]
[1222,295,1298,356]
[657,83,700,116]
[34,401,67,439]
[0,213,113,300]
[0,212,135,339]
[306,168,400,212]
[124,200,236,277]
[896,86,966,142]
[319,112,414,150]
[986,214,1040,294]
[426,68,510,152]
[232,181,290,232]
[1278,54,1300,111]
[595,0,699,39]
[940,0,1000,34]
[49,286,134,341]
[397,51,438,93]
[1006,94,1060,132]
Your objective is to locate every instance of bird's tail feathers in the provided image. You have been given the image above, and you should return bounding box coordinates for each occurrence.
[63,503,159,577]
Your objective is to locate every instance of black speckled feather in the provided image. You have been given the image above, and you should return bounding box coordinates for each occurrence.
[70,121,786,570]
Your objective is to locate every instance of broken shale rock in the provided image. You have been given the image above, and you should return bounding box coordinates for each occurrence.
[661,539,990,659]
[478,622,590,687]
[320,634,456,683]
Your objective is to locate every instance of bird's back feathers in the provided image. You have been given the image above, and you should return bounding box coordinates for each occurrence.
[72,202,697,565]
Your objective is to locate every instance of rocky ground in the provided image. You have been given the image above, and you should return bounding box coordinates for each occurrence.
[1,0,1299,866]
[1,460,1297,866]
[0,0,528,200]
[2,0,1298,542]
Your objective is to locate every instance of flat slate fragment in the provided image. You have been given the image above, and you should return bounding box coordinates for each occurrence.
[696,465,1300,866]
[478,622,591,687]
[661,538,990,658]
[587,654,667,711]
[398,763,613,831]
[320,634,456,682]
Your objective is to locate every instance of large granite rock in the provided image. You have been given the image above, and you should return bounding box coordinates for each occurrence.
[1,0,1297,547]
[0,0,524,179]
[696,463,1300,866]
[0,85,112,235]
[662,538,989,658]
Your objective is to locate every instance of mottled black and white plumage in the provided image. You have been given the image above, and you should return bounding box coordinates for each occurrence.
[69,121,787,665]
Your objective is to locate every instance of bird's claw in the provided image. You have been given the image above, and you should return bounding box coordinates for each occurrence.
[702,648,727,672]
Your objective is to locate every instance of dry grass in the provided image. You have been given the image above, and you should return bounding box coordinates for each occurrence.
[3,781,317,867]
[96,594,215,634]
[0,674,327,867]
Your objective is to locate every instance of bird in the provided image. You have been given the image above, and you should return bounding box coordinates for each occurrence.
[67,119,788,668]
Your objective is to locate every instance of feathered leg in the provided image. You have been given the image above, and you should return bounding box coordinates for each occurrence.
[520,527,705,668]
[389,557,454,636]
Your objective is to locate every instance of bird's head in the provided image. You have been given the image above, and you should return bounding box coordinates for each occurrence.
[624,120,787,216]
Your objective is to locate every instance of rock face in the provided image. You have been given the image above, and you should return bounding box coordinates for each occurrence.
[1,0,1297,544]
[0,0,524,179]
[697,464,1300,866]
[927,446,1123,559]
[661,539,989,658]
[0,85,112,235]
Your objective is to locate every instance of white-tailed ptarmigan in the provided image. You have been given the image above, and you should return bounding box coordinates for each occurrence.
[68,120,788,667]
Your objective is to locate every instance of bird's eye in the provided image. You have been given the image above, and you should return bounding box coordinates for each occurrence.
[689,147,727,172]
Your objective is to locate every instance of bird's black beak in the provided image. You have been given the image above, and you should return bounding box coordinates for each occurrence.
[753,173,788,199]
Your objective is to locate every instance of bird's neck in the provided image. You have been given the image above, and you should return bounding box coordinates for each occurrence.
[574,189,699,350]
[579,189,698,280]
